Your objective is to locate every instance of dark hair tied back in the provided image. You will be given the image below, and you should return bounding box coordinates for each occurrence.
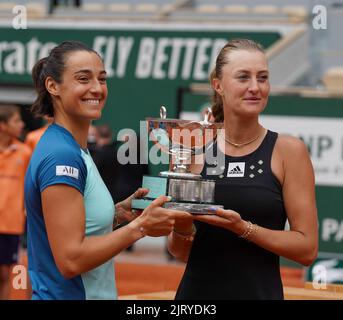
[30,41,98,118]
[31,57,54,117]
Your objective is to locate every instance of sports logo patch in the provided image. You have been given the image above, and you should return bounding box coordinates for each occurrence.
[227,162,245,178]
[56,166,79,179]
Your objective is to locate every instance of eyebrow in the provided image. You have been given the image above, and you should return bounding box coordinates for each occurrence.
[74,69,107,75]
[235,70,269,74]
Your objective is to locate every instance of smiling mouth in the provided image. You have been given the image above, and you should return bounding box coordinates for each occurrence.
[82,99,101,105]
[243,97,261,101]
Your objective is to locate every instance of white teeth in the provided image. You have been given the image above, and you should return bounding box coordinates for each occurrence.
[83,99,100,105]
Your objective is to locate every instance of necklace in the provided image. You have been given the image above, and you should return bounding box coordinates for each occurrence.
[223,131,261,148]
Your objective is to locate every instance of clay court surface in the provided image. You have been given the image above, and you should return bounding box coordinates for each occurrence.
[9,242,304,300]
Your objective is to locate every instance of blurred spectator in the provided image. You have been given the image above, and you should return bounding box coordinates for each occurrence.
[25,116,53,151]
[111,130,149,204]
[91,124,117,200]
[87,123,99,157]
[93,125,149,252]
[49,0,81,14]
[0,105,31,300]
[92,124,150,204]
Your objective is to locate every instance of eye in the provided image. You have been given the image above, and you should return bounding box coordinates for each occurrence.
[78,76,89,82]
[98,77,107,84]
[257,75,269,82]
[237,74,249,81]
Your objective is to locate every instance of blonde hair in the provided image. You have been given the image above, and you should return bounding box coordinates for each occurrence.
[210,39,265,122]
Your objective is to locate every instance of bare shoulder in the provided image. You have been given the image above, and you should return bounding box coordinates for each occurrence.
[276,134,309,157]
[275,134,313,176]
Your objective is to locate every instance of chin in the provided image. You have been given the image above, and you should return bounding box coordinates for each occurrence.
[86,112,102,121]
[92,113,102,120]
[245,103,266,114]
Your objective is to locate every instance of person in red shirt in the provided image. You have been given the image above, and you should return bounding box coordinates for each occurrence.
[0,105,31,300]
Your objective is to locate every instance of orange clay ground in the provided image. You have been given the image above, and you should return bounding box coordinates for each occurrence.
[9,252,304,300]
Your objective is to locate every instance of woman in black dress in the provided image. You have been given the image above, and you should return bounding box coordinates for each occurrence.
[167,39,318,300]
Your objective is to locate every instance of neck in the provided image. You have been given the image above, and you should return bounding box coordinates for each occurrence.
[54,114,90,149]
[223,115,261,144]
[0,132,12,151]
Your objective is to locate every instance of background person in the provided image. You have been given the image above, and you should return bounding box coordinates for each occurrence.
[0,105,31,300]
[87,123,98,157]
[24,116,54,152]
[168,39,318,300]
[93,126,150,252]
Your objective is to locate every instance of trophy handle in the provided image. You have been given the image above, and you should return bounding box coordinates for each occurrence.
[160,106,167,119]
[178,107,213,129]
[202,107,212,127]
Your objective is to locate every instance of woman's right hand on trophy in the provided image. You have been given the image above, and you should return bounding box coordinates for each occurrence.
[132,195,193,237]
[115,188,150,224]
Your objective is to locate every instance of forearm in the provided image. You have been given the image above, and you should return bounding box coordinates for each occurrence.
[206,208,318,266]
[249,225,317,266]
[61,222,143,278]
[167,224,195,263]
[167,234,193,262]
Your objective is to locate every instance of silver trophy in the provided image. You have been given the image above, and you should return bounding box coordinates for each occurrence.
[132,106,223,215]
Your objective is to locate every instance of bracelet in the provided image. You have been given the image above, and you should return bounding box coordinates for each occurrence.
[239,221,258,242]
[139,226,146,238]
[173,224,197,242]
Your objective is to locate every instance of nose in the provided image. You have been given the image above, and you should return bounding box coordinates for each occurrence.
[248,78,259,94]
[90,79,103,95]
[18,119,24,131]
[16,120,24,137]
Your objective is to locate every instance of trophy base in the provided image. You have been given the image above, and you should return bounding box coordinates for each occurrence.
[159,171,201,180]
[131,175,221,215]
[163,202,223,215]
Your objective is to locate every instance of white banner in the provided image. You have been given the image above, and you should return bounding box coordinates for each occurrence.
[260,115,343,187]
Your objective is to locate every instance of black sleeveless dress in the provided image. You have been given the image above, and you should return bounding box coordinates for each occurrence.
[175,130,287,300]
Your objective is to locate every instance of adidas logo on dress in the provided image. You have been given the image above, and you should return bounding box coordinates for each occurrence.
[227,162,245,177]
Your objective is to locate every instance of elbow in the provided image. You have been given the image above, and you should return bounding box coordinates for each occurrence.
[302,252,318,267]
[299,246,318,267]
[55,246,85,279]
[57,260,80,279]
